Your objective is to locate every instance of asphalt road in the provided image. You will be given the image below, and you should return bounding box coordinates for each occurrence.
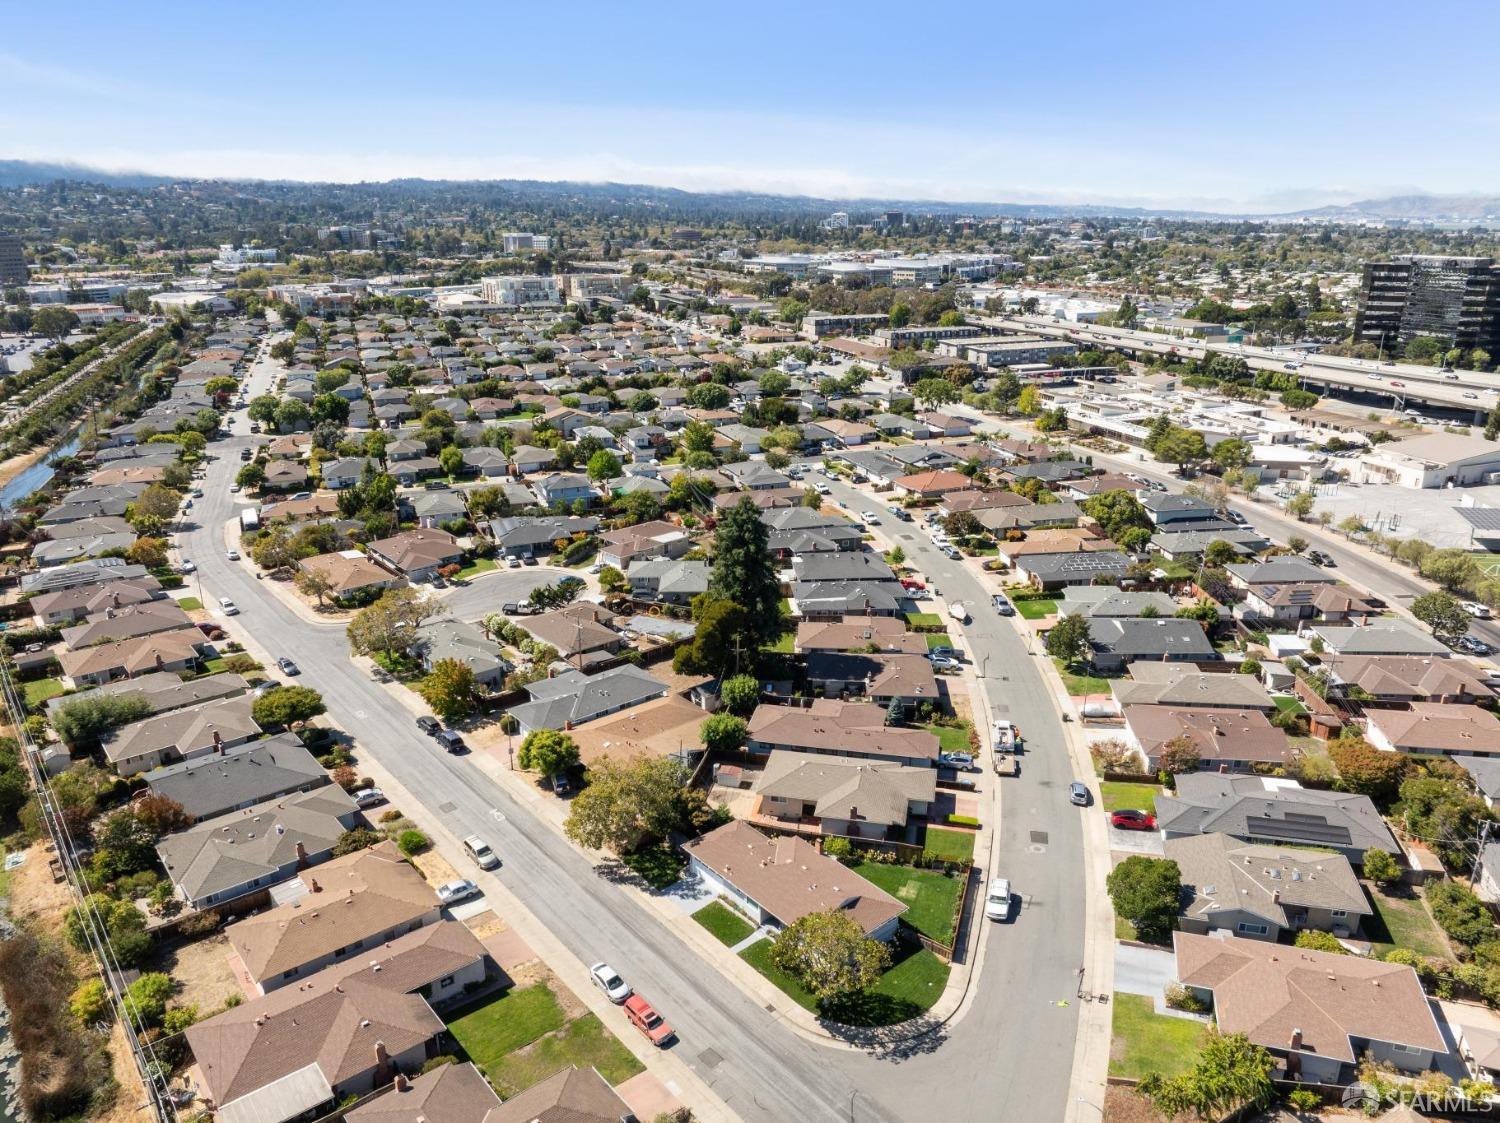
[170,341,1093,1122]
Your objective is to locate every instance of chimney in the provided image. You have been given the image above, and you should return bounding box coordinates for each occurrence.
[373,1040,392,1083]
[295,841,309,868]
[214,730,224,751]
[1272,890,1280,904]
[308,878,321,893]
[155,653,166,670]
[1289,1028,1302,1050]
[393,1073,409,1093]
[1218,763,1227,773]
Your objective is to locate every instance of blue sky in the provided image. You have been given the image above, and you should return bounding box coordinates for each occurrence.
[4,0,1498,211]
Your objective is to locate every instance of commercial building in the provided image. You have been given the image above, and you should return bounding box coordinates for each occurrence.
[478,275,560,307]
[0,233,26,286]
[1353,255,1500,355]
[934,334,1079,368]
[800,311,890,340]
[1356,432,1500,489]
[501,232,551,252]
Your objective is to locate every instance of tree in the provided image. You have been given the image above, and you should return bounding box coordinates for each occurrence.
[1081,490,1151,543]
[236,461,266,489]
[943,511,982,540]
[912,377,958,411]
[674,597,751,677]
[1412,590,1471,644]
[1154,426,1208,467]
[767,911,890,1001]
[418,659,478,721]
[564,756,689,853]
[708,498,783,649]
[1157,735,1202,776]
[1138,1030,1274,1121]
[132,483,181,523]
[587,449,621,482]
[1015,385,1042,416]
[310,393,349,426]
[347,587,439,661]
[250,685,327,729]
[1362,849,1401,886]
[134,793,189,836]
[888,302,912,329]
[1293,929,1347,954]
[247,395,279,423]
[91,808,158,881]
[1202,539,1239,568]
[680,420,716,455]
[1286,489,1315,520]
[274,398,310,432]
[295,566,335,607]
[1045,614,1091,665]
[1106,856,1182,942]
[1421,548,1482,592]
[334,827,381,856]
[719,674,760,716]
[700,713,747,754]
[1210,437,1251,470]
[1328,736,1409,803]
[516,729,581,779]
[126,536,168,568]
[32,305,79,340]
[438,445,464,477]
[686,382,731,410]
[52,693,152,747]
[1428,878,1496,945]
[269,338,295,363]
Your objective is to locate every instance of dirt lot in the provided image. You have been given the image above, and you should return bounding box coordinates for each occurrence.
[150,931,241,1014]
[7,840,74,932]
[90,1023,155,1123]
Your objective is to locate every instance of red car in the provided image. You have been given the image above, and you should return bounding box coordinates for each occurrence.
[1110,810,1156,831]
[900,578,926,590]
[623,993,675,1047]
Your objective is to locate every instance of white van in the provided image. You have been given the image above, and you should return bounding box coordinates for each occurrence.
[463,836,500,870]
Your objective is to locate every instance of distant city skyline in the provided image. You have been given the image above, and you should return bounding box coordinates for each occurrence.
[4,0,1499,213]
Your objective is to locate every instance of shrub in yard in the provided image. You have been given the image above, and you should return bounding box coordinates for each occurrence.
[1362,849,1401,886]
[334,827,380,856]
[946,814,980,827]
[1164,983,1207,1013]
[1106,856,1181,942]
[1429,880,1495,947]
[1285,1088,1321,1112]
[69,979,111,1026]
[379,809,403,823]
[123,973,174,1028]
[330,765,358,791]
[1293,930,1347,955]
[420,1055,457,1075]
[396,829,430,856]
[822,836,853,859]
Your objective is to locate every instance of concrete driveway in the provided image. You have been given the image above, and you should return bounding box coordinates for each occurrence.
[438,566,573,621]
[1106,822,1165,855]
[1114,942,1177,1000]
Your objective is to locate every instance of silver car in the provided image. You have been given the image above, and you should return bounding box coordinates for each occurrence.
[589,962,632,1003]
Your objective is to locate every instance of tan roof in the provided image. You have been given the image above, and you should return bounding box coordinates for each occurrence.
[1322,655,1495,701]
[261,492,340,522]
[894,469,974,495]
[747,700,941,762]
[58,628,201,680]
[1367,702,1500,755]
[60,599,192,649]
[225,842,439,984]
[299,551,401,595]
[794,616,926,655]
[1173,931,1446,1063]
[522,605,620,657]
[754,751,935,828]
[1165,833,1369,928]
[1125,705,1290,768]
[939,488,1029,513]
[348,1062,499,1123]
[997,528,1110,559]
[1113,664,1275,710]
[683,820,905,933]
[566,695,709,767]
[103,694,259,768]
[481,1065,631,1123]
[188,921,484,1108]
[366,529,463,573]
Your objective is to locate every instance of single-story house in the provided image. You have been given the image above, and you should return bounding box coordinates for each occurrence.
[365,529,464,581]
[344,1062,499,1123]
[298,551,404,601]
[1085,617,1218,671]
[1365,702,1500,759]
[1124,704,1290,773]
[487,515,599,558]
[801,651,938,716]
[626,557,709,605]
[750,751,936,842]
[415,618,509,690]
[746,700,940,766]
[1321,654,1496,705]
[57,628,204,688]
[142,733,328,822]
[507,664,668,734]
[102,694,260,775]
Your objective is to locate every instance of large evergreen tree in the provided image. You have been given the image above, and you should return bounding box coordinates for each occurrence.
[709,497,782,648]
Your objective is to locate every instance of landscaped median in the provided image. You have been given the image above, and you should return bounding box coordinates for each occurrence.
[739,935,951,1028]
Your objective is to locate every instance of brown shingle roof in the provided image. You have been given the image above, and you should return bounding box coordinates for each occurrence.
[347,1062,498,1123]
[481,1065,631,1123]
[747,700,940,762]
[1126,705,1290,768]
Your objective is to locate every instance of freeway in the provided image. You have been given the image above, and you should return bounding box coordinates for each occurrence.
[980,314,1499,416]
[175,342,1097,1121]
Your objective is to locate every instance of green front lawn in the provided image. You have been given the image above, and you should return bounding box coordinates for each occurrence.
[1053,658,1114,696]
[694,900,756,946]
[923,722,972,755]
[1099,781,1161,815]
[924,632,953,650]
[1109,993,1208,1081]
[1367,887,1449,958]
[923,826,977,863]
[765,630,796,654]
[906,612,944,629]
[22,677,65,707]
[853,862,964,945]
[741,937,817,1011]
[740,939,949,1027]
[456,557,497,580]
[448,984,566,1068]
[486,1014,644,1097]
[1014,598,1058,620]
[177,596,204,611]
[1272,695,1308,715]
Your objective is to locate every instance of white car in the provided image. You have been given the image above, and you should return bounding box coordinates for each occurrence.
[1462,601,1493,619]
[588,562,605,574]
[180,559,196,573]
[219,597,239,616]
[861,511,880,524]
[589,962,632,1003]
[929,653,962,672]
[506,556,522,568]
[985,878,1013,922]
[436,879,480,906]
[225,549,240,561]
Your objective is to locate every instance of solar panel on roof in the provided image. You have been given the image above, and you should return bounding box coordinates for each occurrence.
[1456,507,1500,532]
[1244,815,1352,846]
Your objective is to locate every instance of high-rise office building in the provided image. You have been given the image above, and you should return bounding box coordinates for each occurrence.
[1353,255,1500,356]
[0,234,26,287]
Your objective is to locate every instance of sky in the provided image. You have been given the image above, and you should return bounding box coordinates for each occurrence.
[4,0,1499,213]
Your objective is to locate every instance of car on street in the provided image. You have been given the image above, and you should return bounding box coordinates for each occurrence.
[1069,782,1091,806]
[218,596,238,615]
[190,488,203,498]
[436,879,480,906]
[900,578,926,590]
[506,556,521,568]
[1466,392,1481,399]
[939,751,977,771]
[861,511,880,524]
[1110,810,1157,831]
[354,788,387,809]
[623,993,675,1047]
[180,559,196,573]
[225,549,240,561]
[276,657,300,676]
[942,545,962,560]
[437,729,466,753]
[1458,635,1494,655]
[523,556,537,566]
[1390,381,1406,388]
[588,562,605,574]
[462,836,499,869]
[1306,550,1335,567]
[1462,601,1493,619]
[985,878,1012,922]
[589,962,632,1003]
[816,483,831,495]
[416,715,441,736]
[992,595,1014,616]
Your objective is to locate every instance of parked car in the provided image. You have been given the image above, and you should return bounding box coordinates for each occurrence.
[861,511,880,524]
[985,878,1012,922]
[622,994,675,1047]
[180,559,196,573]
[1458,635,1494,656]
[1306,550,1335,567]
[354,788,387,809]
[218,597,239,616]
[462,836,499,869]
[276,657,300,676]
[589,963,632,1003]
[506,555,522,568]
[992,595,1014,616]
[436,879,480,906]
[939,751,977,772]
[900,578,926,590]
[416,715,442,736]
[1069,782,1091,807]
[1110,810,1156,831]
[1462,601,1493,619]
[437,730,467,753]
[225,549,240,561]
[928,654,962,672]
[942,545,962,560]
[551,774,572,796]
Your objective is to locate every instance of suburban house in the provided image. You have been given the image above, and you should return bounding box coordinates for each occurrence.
[795,616,927,656]
[684,819,906,939]
[487,515,599,558]
[142,734,328,822]
[157,786,362,909]
[60,600,193,650]
[1085,617,1217,672]
[298,551,404,602]
[1123,704,1290,773]
[746,700,940,767]
[321,457,380,490]
[1364,703,1500,758]
[507,665,668,734]
[365,529,464,581]
[520,604,627,666]
[102,694,260,774]
[1111,664,1276,711]
[186,921,488,1123]
[1320,655,1496,705]
[48,670,248,724]
[801,652,938,716]
[749,751,936,843]
[530,472,598,508]
[344,1063,499,1123]
[1227,558,1337,591]
[415,618,509,690]
[29,577,163,626]
[1237,581,1382,624]
[224,841,441,993]
[1172,932,1448,1084]
[1014,550,1131,590]
[893,469,974,498]
[480,1065,634,1123]
[1166,833,1370,941]
[597,519,691,569]
[1059,587,1178,619]
[625,557,709,605]
[1155,773,1400,864]
[57,628,204,688]
[1305,620,1452,658]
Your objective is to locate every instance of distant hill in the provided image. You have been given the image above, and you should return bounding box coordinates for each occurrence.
[1285,194,1500,223]
[0,159,173,189]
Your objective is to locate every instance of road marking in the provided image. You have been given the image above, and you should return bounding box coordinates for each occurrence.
[489,808,507,822]
[354,709,367,719]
